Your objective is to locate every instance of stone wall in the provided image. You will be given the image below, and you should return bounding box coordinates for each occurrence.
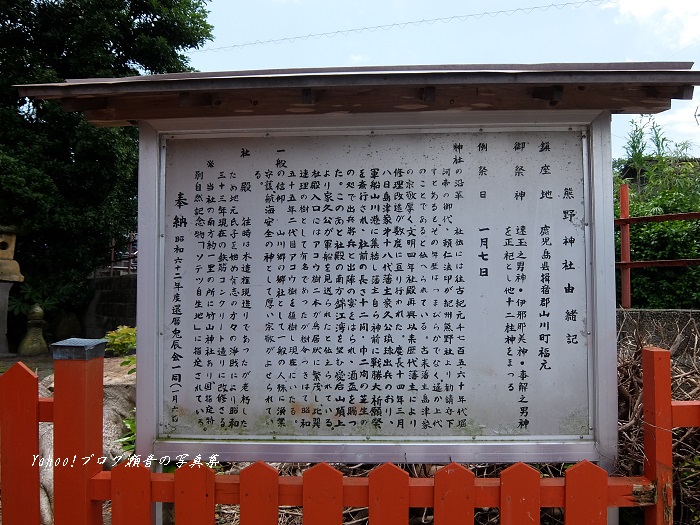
[81,274,137,338]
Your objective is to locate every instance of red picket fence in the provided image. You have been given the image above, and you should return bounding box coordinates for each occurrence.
[0,346,699,524]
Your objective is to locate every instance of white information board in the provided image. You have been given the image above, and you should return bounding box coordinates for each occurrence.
[159,129,595,446]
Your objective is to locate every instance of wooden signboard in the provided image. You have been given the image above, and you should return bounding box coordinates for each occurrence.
[137,113,616,464]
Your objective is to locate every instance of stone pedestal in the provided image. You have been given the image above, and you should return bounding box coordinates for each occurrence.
[18,304,48,356]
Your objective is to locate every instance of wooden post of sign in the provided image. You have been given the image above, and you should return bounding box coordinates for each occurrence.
[642,346,674,525]
[52,338,106,525]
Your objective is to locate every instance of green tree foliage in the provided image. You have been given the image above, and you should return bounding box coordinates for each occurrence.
[614,117,700,308]
[0,1,212,314]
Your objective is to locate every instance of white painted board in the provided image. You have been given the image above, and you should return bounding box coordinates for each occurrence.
[159,129,591,443]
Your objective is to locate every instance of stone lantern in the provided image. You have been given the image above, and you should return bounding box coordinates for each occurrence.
[0,226,24,354]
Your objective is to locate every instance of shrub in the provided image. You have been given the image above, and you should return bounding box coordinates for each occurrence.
[104,325,136,357]
[614,117,700,309]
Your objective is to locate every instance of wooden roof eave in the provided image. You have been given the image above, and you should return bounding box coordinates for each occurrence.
[60,84,689,126]
[17,68,700,98]
[15,63,700,126]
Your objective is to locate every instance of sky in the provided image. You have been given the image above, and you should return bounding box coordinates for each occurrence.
[186,0,700,160]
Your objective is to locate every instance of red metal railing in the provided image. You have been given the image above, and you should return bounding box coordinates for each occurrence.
[0,346,698,524]
[616,184,700,308]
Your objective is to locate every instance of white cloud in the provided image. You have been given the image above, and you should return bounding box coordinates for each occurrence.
[349,54,370,64]
[608,0,700,48]
[606,1,700,155]
[654,97,700,152]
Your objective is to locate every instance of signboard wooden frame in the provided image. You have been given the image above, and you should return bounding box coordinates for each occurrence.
[136,110,616,468]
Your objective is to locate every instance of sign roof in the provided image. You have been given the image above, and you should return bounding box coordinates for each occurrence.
[16,62,700,126]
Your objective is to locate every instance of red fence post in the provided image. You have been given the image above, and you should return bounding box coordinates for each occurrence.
[500,462,540,525]
[175,462,216,522]
[642,346,674,525]
[564,460,608,525]
[111,462,152,525]
[240,461,279,525]
[303,463,343,525]
[368,463,409,525]
[0,362,41,524]
[52,338,107,525]
[620,184,632,308]
[434,462,475,525]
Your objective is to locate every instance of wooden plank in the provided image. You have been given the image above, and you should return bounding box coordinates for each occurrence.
[240,461,279,525]
[408,478,434,508]
[642,347,674,525]
[111,463,152,525]
[368,463,409,525]
[540,478,565,507]
[607,476,654,507]
[214,474,240,504]
[279,476,304,505]
[73,80,682,125]
[38,397,54,422]
[614,211,700,225]
[90,470,112,501]
[616,259,700,269]
[565,461,608,525]
[500,463,540,525]
[672,400,700,428]
[471,476,652,509]
[0,363,41,525]
[151,472,176,502]
[343,476,369,507]
[303,463,343,525]
[174,463,216,523]
[434,462,474,525]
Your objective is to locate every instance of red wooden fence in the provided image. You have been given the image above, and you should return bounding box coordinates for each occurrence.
[1,346,698,524]
[616,183,700,308]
